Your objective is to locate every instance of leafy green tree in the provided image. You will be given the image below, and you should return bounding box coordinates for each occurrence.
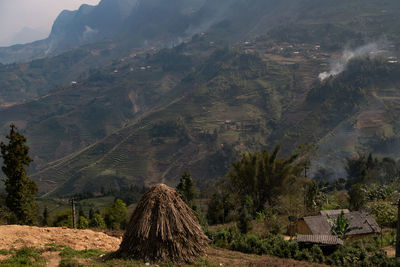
[327,211,360,239]
[0,194,11,224]
[89,213,106,229]
[238,195,254,234]
[345,153,384,187]
[78,216,89,229]
[228,145,302,212]
[78,205,86,218]
[52,209,72,227]
[207,193,225,224]
[366,200,397,227]
[348,183,366,210]
[304,181,318,211]
[345,155,369,187]
[104,198,128,229]
[176,171,197,210]
[89,207,95,220]
[0,124,38,225]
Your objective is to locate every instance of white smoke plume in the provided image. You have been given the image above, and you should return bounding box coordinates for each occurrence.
[318,41,389,81]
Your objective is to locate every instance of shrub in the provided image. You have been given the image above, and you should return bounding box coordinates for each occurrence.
[78,216,89,229]
[366,201,397,227]
[209,227,398,266]
[310,245,324,263]
[295,248,312,262]
[89,213,106,229]
[52,210,72,228]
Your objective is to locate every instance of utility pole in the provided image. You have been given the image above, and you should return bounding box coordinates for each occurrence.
[396,199,400,258]
[70,198,77,229]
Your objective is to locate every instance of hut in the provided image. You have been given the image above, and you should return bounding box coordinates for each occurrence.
[297,211,381,240]
[296,234,343,253]
[113,184,210,263]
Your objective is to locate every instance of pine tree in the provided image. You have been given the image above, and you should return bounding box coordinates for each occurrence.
[89,207,95,220]
[176,171,197,210]
[42,206,49,226]
[0,124,38,225]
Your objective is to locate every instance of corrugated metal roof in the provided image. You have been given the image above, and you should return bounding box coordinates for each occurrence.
[320,209,349,216]
[301,211,381,236]
[296,234,344,246]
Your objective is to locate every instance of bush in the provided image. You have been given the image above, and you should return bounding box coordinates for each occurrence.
[310,245,324,263]
[238,196,254,234]
[78,216,89,229]
[209,227,399,266]
[89,213,106,229]
[295,248,312,262]
[52,210,72,228]
[366,201,397,227]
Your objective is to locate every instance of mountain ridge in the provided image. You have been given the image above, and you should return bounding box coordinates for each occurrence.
[0,0,399,195]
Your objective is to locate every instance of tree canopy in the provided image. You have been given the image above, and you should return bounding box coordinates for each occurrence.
[0,124,38,225]
[227,145,302,212]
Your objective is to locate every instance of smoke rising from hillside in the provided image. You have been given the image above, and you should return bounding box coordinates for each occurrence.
[318,41,389,81]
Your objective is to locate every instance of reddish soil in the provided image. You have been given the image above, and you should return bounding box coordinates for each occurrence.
[0,225,329,266]
[0,225,121,251]
[206,247,329,267]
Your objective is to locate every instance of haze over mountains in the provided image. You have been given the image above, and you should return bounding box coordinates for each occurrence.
[0,0,399,195]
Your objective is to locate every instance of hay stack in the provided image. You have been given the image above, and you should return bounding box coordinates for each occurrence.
[115,184,209,262]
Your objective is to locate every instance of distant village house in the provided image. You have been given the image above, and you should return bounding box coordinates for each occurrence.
[297,210,381,241]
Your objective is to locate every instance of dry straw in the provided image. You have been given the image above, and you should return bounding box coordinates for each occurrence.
[114,184,210,262]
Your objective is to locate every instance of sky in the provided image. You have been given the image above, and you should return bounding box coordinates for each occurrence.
[0,0,101,47]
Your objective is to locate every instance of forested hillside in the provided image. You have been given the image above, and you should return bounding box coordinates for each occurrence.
[0,0,399,195]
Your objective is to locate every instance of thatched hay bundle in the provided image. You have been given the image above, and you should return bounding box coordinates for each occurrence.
[115,184,210,262]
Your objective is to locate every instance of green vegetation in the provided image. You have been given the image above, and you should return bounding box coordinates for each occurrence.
[0,125,38,225]
[228,145,302,211]
[176,171,198,210]
[104,199,128,230]
[0,247,45,267]
[207,145,305,225]
[327,211,359,240]
[0,1,400,265]
[208,226,399,266]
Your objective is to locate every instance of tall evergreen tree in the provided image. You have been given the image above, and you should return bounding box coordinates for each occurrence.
[176,171,197,210]
[0,124,38,225]
[42,206,49,226]
[89,207,95,220]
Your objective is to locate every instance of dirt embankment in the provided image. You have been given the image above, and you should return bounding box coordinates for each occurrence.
[0,225,329,267]
[0,225,121,251]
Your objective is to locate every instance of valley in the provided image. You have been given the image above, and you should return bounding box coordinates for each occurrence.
[0,0,398,196]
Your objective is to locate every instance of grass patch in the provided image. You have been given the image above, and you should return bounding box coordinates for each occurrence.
[58,258,83,267]
[59,247,104,259]
[0,250,9,256]
[44,243,68,252]
[187,258,219,267]
[0,247,45,267]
